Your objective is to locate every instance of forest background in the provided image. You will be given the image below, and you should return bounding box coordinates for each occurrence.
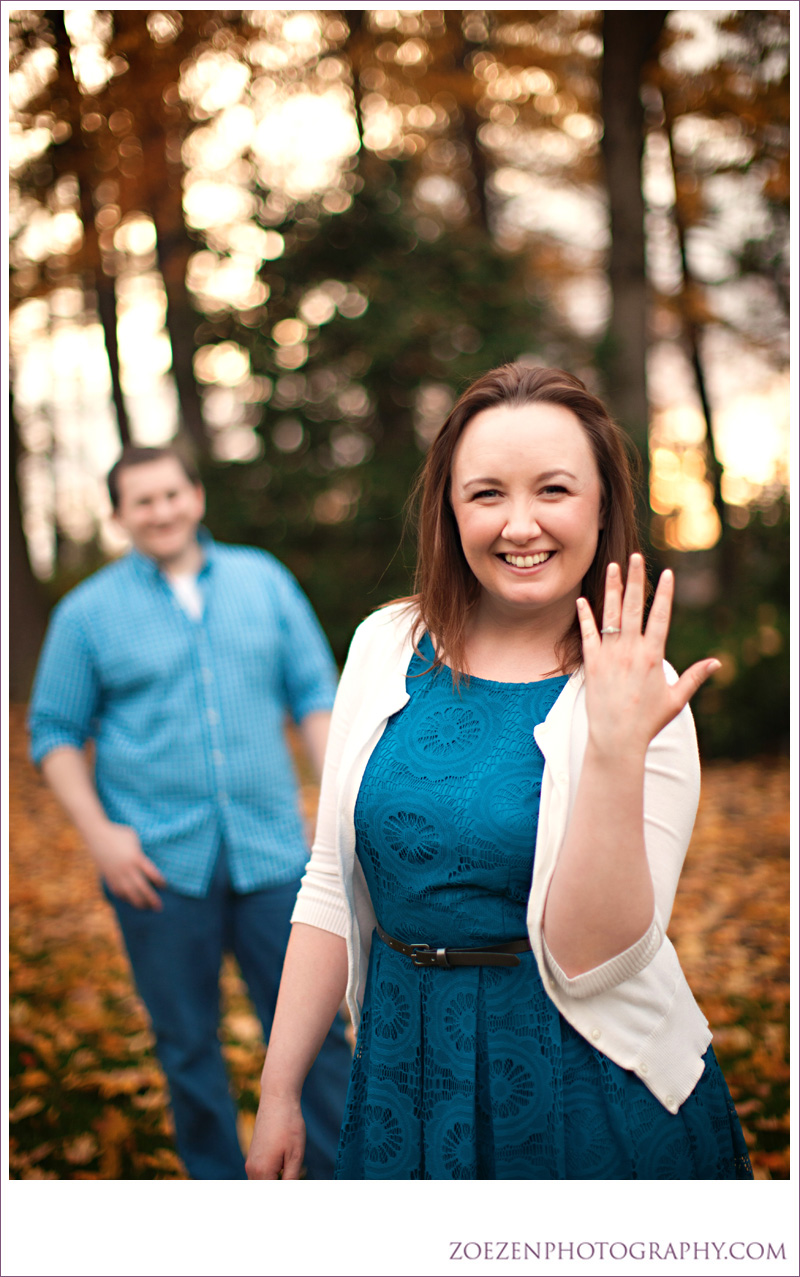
[6,6,791,1189]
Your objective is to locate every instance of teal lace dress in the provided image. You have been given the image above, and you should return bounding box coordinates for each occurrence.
[334,635,752,1180]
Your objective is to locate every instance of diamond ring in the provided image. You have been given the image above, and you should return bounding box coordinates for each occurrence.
[600,625,622,635]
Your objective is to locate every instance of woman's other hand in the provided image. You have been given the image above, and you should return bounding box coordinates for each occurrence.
[246,1092,306,1180]
[577,554,720,760]
[245,923,349,1179]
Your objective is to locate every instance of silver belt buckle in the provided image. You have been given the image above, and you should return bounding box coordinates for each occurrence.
[410,943,436,967]
[410,944,451,968]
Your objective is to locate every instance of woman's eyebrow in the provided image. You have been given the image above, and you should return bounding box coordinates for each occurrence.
[461,468,578,487]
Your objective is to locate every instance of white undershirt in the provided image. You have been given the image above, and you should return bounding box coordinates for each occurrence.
[167,571,204,620]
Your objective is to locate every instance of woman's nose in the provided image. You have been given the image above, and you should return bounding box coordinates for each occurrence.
[502,504,542,542]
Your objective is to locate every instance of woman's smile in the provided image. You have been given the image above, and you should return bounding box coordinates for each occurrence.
[498,550,555,569]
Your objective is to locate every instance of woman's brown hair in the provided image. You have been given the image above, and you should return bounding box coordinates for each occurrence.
[401,362,644,679]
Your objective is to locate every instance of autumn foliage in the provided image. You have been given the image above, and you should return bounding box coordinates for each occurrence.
[8,705,789,1179]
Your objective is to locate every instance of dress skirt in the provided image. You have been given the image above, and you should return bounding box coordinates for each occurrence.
[336,939,752,1179]
[334,636,752,1180]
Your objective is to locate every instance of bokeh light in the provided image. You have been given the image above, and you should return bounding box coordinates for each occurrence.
[7,7,789,576]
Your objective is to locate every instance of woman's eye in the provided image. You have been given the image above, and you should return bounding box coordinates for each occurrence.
[543,485,567,495]
[473,489,500,500]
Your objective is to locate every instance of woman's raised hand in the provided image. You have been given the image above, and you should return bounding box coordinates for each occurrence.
[576,554,720,759]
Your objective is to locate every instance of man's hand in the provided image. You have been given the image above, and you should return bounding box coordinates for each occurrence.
[86,821,167,910]
[40,746,167,910]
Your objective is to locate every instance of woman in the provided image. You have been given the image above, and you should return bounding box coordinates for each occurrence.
[247,364,752,1180]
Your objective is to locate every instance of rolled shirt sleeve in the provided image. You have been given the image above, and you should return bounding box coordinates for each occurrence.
[28,599,101,765]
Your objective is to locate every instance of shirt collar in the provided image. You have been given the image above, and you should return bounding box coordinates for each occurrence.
[127,526,216,580]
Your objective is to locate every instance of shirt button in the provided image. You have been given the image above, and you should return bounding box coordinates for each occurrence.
[590,1028,601,1041]
[665,1095,675,1110]
[212,750,224,765]
[201,668,213,683]
[549,980,558,992]
[640,1062,648,1074]
[207,708,219,724]
[218,791,228,803]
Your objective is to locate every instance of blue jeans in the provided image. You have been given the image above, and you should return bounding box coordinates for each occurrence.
[108,848,352,1179]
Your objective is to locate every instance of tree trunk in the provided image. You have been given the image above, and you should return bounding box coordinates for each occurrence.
[47,9,132,447]
[662,98,738,590]
[95,277,132,446]
[662,102,725,522]
[601,11,666,539]
[342,10,366,146]
[445,10,490,233]
[8,390,50,701]
[109,8,211,455]
[154,230,209,455]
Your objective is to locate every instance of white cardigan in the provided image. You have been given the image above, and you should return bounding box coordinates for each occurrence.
[292,603,713,1113]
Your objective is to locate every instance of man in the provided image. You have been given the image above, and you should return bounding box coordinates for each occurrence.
[28,445,352,1179]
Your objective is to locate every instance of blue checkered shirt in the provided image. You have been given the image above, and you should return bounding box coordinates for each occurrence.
[28,532,338,896]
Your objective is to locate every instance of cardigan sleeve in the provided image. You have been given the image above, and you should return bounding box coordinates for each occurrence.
[541,677,701,1000]
[290,615,377,937]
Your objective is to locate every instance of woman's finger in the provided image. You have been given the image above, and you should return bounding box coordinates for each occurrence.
[672,657,722,711]
[644,568,675,651]
[576,597,601,652]
[600,562,623,638]
[620,553,646,634]
[282,1137,306,1180]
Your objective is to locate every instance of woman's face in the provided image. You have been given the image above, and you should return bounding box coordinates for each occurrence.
[449,401,604,626]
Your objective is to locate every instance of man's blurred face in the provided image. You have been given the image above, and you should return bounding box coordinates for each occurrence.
[113,458,205,571]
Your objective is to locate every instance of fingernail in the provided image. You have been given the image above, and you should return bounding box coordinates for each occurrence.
[708,659,721,674]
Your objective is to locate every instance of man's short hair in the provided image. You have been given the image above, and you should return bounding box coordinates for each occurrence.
[107,445,202,511]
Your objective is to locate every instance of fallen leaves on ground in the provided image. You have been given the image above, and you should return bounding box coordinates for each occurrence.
[668,759,790,1178]
[8,705,266,1180]
[8,706,789,1179]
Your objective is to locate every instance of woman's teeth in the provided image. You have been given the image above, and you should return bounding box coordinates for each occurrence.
[502,552,551,568]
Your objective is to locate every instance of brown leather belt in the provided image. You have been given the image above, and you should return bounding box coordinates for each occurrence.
[375,922,531,969]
